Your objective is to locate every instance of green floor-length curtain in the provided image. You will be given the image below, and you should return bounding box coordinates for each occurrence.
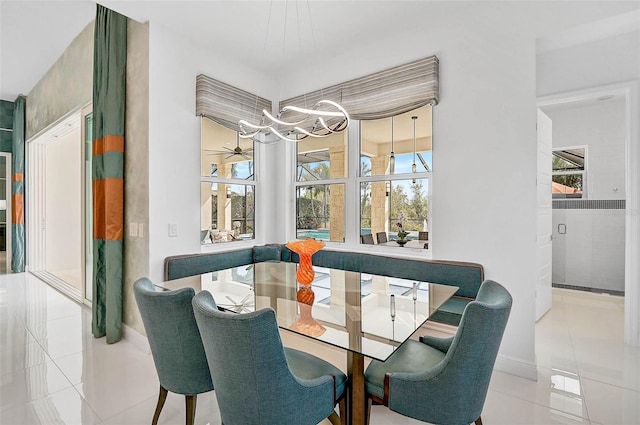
[92,5,127,343]
[11,96,26,273]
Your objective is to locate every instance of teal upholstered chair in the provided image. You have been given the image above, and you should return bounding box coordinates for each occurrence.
[364,280,512,425]
[133,278,214,425]
[192,290,347,425]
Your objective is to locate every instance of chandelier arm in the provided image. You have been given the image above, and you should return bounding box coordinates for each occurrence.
[239,120,273,131]
[294,126,333,138]
[282,105,346,118]
[263,109,307,127]
[269,127,300,142]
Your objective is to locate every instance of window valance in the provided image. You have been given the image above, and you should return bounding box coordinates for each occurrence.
[279,55,439,122]
[195,75,271,133]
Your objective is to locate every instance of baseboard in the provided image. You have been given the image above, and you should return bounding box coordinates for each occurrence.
[494,354,538,381]
[122,323,151,355]
[552,283,624,297]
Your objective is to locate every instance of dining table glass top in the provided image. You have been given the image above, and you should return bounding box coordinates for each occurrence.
[159,261,458,362]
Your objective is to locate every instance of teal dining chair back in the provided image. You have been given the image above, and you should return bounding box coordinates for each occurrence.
[192,290,347,425]
[364,279,512,425]
[133,278,214,425]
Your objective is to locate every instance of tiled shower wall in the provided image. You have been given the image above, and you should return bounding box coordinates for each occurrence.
[552,201,625,293]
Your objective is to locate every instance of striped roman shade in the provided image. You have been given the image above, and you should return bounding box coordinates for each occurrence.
[196,75,272,132]
[342,56,439,120]
[279,55,439,123]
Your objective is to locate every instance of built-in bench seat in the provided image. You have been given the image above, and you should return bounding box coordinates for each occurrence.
[163,244,484,326]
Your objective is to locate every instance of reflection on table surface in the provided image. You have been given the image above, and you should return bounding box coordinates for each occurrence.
[161,261,457,362]
[377,239,429,249]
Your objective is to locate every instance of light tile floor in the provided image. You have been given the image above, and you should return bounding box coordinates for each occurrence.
[1,273,639,425]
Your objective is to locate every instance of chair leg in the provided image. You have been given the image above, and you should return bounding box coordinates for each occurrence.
[152,386,168,425]
[327,398,347,425]
[185,394,197,425]
[339,398,347,425]
[365,396,372,425]
[328,411,340,425]
[475,416,483,425]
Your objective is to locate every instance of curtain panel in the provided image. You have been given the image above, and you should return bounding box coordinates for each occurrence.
[11,96,26,273]
[92,4,127,344]
[280,55,439,123]
[196,74,272,133]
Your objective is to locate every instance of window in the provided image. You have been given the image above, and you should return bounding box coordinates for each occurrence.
[201,118,255,244]
[295,133,348,242]
[285,56,439,248]
[359,105,432,246]
[552,147,585,198]
[293,106,432,247]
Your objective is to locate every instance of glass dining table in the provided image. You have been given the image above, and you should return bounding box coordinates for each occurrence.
[159,261,458,425]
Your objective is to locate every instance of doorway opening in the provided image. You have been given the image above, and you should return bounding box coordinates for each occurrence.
[0,152,11,273]
[538,82,638,346]
[26,104,93,305]
[541,93,626,296]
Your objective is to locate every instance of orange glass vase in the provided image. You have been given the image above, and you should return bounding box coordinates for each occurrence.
[290,286,326,337]
[286,239,325,286]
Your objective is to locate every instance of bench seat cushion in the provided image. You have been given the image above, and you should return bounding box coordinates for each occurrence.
[430,297,472,326]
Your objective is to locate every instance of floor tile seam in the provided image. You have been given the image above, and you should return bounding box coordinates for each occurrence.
[577,373,594,423]
[558,304,581,380]
[52,351,158,387]
[67,383,107,423]
[100,393,181,424]
[0,353,56,376]
[11,385,104,422]
[0,323,59,372]
[75,381,161,424]
[487,386,591,421]
[578,368,640,423]
[580,375,640,394]
[547,299,594,423]
[29,328,88,363]
[0,375,76,414]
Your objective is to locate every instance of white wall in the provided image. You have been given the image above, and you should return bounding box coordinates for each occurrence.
[537,30,640,97]
[45,128,82,283]
[143,1,640,378]
[146,22,280,283]
[549,100,626,199]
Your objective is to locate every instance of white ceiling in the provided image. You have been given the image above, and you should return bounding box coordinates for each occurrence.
[0,1,96,101]
[1,1,639,103]
[0,0,424,101]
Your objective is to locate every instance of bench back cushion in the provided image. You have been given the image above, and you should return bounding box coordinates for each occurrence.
[164,248,254,281]
[285,249,483,299]
[166,245,483,299]
[253,244,283,263]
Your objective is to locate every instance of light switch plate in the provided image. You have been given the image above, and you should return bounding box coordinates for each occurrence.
[129,223,138,237]
[169,223,178,237]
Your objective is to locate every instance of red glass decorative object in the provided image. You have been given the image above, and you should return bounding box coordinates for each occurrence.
[286,239,325,286]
